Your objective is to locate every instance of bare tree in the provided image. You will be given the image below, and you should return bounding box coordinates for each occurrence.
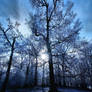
[29,0,81,91]
[0,19,20,92]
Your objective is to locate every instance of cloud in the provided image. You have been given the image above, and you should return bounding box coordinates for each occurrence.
[0,0,19,19]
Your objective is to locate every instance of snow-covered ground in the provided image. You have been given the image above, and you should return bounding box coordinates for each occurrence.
[58,88,91,92]
[6,87,91,92]
[7,87,49,92]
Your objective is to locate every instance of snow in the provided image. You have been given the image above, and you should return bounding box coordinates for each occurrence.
[58,88,90,92]
[6,87,49,92]
[6,88,90,92]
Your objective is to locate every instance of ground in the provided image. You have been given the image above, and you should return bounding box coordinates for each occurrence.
[6,87,91,92]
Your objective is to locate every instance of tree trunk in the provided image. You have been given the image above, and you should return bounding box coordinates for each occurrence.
[24,53,31,87]
[62,54,66,87]
[46,41,57,92]
[45,4,57,92]
[0,38,15,92]
[42,63,45,87]
[34,57,38,86]
[24,62,30,87]
[57,64,61,86]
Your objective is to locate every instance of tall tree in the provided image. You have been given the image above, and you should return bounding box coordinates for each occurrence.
[0,19,20,92]
[30,0,81,91]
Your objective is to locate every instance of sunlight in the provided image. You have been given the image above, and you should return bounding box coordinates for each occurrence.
[18,20,31,37]
[39,46,49,62]
[41,54,48,60]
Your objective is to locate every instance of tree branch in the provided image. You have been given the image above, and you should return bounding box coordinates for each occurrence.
[0,26,12,46]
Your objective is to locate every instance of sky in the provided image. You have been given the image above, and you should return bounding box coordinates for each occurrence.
[72,0,92,41]
[0,0,92,40]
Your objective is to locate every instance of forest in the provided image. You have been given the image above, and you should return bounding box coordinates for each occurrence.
[0,0,92,92]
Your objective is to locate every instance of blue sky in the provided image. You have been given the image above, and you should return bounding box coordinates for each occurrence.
[72,0,92,40]
[0,0,92,40]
